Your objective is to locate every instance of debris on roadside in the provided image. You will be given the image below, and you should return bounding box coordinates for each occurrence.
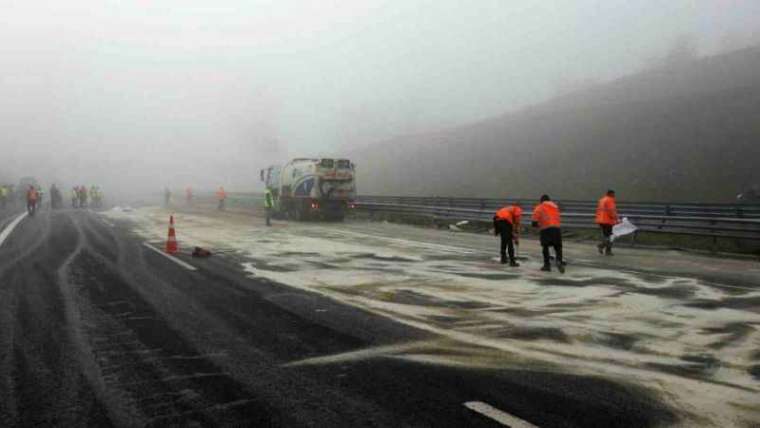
[192,246,212,257]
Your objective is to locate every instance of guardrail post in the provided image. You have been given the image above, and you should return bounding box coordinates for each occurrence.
[665,204,671,216]
[709,219,718,252]
[736,206,743,218]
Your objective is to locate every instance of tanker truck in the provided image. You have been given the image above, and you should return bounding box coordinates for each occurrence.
[260,158,356,221]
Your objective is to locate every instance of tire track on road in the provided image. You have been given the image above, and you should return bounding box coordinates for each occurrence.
[0,211,112,427]
[62,212,278,426]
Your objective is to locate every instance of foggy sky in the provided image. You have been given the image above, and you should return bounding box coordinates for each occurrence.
[1,0,759,195]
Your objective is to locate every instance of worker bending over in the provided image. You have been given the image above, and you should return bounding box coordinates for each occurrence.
[493,202,522,266]
[531,194,565,273]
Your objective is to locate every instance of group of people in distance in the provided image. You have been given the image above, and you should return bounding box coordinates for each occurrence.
[493,190,619,274]
[71,185,102,209]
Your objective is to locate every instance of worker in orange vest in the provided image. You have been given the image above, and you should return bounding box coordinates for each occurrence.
[595,189,620,256]
[531,194,565,273]
[493,202,522,266]
[216,186,227,211]
[26,185,39,216]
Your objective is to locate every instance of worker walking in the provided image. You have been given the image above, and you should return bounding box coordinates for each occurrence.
[493,202,522,266]
[216,186,227,211]
[26,185,39,216]
[186,186,193,206]
[531,194,565,273]
[264,189,274,226]
[596,189,619,255]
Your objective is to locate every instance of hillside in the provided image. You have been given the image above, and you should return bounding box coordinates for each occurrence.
[350,46,760,203]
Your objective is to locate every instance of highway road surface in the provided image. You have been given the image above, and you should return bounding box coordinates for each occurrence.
[0,203,758,427]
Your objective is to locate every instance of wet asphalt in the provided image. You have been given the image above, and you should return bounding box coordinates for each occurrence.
[0,205,679,427]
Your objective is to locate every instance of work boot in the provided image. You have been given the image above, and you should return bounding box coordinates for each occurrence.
[557,261,566,274]
[605,243,614,256]
[500,255,507,264]
[509,259,520,267]
[597,242,605,255]
[540,264,551,272]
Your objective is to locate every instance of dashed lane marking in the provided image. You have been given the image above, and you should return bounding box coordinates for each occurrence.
[143,242,197,271]
[464,401,538,428]
[0,212,28,249]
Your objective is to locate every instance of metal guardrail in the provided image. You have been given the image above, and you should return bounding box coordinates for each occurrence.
[212,192,760,241]
[357,195,760,219]
[355,200,760,241]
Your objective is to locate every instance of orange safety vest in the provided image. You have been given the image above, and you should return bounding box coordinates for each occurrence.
[494,205,522,225]
[216,188,226,200]
[532,201,561,229]
[27,188,39,201]
[595,195,618,225]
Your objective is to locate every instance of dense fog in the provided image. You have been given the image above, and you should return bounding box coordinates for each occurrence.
[1,1,759,200]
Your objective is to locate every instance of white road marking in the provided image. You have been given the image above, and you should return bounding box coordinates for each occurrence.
[464,401,538,427]
[143,242,197,271]
[0,212,28,249]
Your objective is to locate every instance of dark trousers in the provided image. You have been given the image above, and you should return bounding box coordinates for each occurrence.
[27,200,36,216]
[540,227,563,265]
[495,221,515,262]
[218,199,225,210]
[599,224,613,251]
[265,207,272,226]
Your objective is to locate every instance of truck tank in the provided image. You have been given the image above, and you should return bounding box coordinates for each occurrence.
[261,158,356,220]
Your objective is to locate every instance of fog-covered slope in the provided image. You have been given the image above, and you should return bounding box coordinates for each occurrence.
[352,45,760,202]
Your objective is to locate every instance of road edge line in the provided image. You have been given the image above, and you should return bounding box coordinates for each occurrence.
[142,242,197,271]
[0,212,29,248]
[463,401,538,427]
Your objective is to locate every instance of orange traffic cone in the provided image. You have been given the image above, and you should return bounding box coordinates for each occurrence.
[165,215,178,254]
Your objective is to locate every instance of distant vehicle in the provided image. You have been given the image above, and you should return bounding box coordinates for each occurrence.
[261,158,356,221]
[17,177,40,200]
